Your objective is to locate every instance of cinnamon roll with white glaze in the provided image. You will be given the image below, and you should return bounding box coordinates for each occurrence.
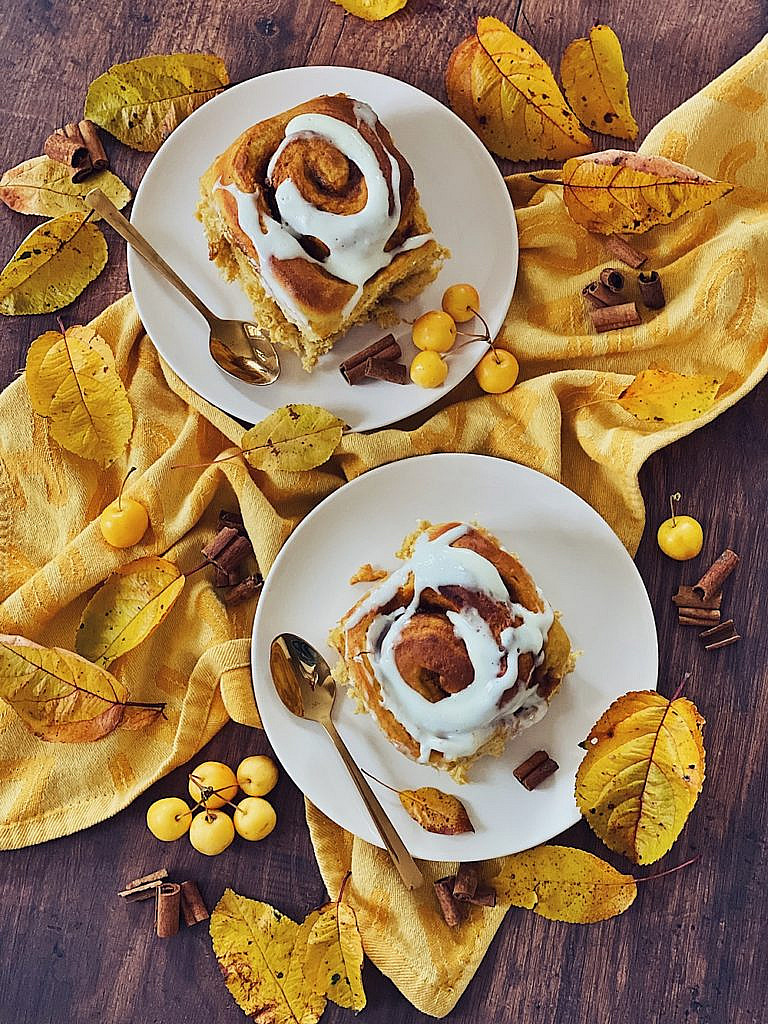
[329,522,574,780]
[197,94,448,370]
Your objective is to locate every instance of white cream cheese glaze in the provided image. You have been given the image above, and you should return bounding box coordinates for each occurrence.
[215,99,432,334]
[344,525,555,762]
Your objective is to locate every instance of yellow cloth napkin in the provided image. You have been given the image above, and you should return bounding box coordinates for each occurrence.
[2,38,767,1017]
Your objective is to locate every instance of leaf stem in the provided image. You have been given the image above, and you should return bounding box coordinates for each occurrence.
[635,855,700,882]
[360,767,401,795]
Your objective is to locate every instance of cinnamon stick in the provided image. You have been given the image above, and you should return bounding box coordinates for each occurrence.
[222,574,263,606]
[453,863,479,902]
[340,334,401,384]
[434,876,465,927]
[514,749,559,790]
[215,535,252,572]
[64,123,96,184]
[672,586,722,611]
[468,885,497,908]
[677,608,721,623]
[363,357,409,384]
[700,618,735,639]
[705,634,740,651]
[180,880,209,926]
[78,119,108,170]
[638,270,666,309]
[693,549,740,601]
[599,267,626,293]
[582,281,626,308]
[679,613,720,626]
[44,130,88,168]
[155,882,181,938]
[213,566,240,588]
[590,302,642,333]
[122,868,168,892]
[604,235,647,269]
[118,867,169,901]
[202,525,240,562]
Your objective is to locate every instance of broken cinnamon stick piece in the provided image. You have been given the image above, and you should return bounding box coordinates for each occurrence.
[43,130,88,168]
[468,884,497,908]
[599,267,625,293]
[180,881,209,926]
[582,281,626,307]
[672,586,722,610]
[604,235,647,269]
[222,574,263,607]
[63,122,96,183]
[214,535,252,573]
[514,750,559,790]
[213,565,240,588]
[453,863,479,902]
[122,868,168,892]
[679,613,721,627]
[340,334,401,384]
[218,509,245,533]
[590,302,641,333]
[693,549,740,601]
[363,357,409,384]
[434,876,465,927]
[677,607,721,623]
[78,119,108,170]
[202,525,240,562]
[638,270,666,309]
[155,882,181,938]
[705,634,740,651]
[699,618,735,639]
[118,867,169,901]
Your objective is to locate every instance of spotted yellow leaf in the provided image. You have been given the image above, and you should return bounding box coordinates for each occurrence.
[618,368,720,424]
[306,899,366,1011]
[85,53,229,152]
[241,404,344,473]
[0,156,131,218]
[559,150,733,233]
[210,888,325,1024]
[445,16,591,161]
[493,845,637,923]
[26,325,133,465]
[331,0,406,19]
[0,213,107,315]
[576,691,705,865]
[0,635,163,742]
[561,25,638,140]
[76,557,185,668]
[399,786,474,835]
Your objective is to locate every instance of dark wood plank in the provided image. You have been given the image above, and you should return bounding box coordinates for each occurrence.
[1,2,767,1023]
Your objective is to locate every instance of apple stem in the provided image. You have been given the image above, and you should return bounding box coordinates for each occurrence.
[669,491,681,527]
[360,767,401,795]
[468,306,492,343]
[118,466,137,513]
[337,870,352,907]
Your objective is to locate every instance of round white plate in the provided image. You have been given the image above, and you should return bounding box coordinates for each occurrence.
[251,454,658,861]
[128,66,518,431]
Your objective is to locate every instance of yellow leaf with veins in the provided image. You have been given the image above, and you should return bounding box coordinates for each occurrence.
[306,900,366,1011]
[26,325,133,465]
[575,690,705,864]
[445,16,591,161]
[0,156,131,218]
[493,844,637,922]
[561,25,638,140]
[331,0,407,19]
[399,786,474,834]
[241,404,344,473]
[559,150,733,233]
[618,368,720,424]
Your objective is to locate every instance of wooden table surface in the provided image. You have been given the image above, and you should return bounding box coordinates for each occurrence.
[1,2,767,1022]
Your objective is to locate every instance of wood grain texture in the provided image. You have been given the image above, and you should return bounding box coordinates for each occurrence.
[1,2,767,1022]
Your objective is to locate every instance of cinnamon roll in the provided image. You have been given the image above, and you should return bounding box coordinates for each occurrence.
[329,523,574,779]
[197,94,448,370]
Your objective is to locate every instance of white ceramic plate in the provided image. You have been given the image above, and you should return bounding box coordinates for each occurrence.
[128,66,518,431]
[251,455,658,861]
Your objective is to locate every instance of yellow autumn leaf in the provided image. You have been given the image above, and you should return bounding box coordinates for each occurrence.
[399,786,474,835]
[558,150,734,233]
[618,368,720,424]
[331,0,406,19]
[85,53,229,152]
[26,325,133,465]
[241,404,344,473]
[560,25,638,140]
[0,213,107,315]
[575,690,705,865]
[494,845,637,923]
[75,557,185,668]
[305,899,366,1011]
[0,156,131,218]
[210,888,325,1024]
[445,16,591,161]
[0,635,163,742]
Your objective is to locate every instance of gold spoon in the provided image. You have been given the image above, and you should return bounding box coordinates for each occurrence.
[84,188,280,386]
[270,633,424,890]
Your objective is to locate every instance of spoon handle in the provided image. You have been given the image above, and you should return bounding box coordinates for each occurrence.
[323,718,424,890]
[84,188,217,326]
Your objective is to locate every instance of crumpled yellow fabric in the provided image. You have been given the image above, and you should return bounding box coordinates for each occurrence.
[1,38,767,1016]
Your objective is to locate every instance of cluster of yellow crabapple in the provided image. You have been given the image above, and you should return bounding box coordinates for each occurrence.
[409,283,520,394]
[146,756,278,856]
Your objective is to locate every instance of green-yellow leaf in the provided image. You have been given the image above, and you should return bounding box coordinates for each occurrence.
[85,53,229,152]
[560,25,638,140]
[0,156,131,218]
[560,150,734,234]
[618,368,720,424]
[305,901,366,1011]
[0,635,163,742]
[0,213,107,315]
[26,325,133,465]
[76,557,185,668]
[493,844,637,923]
[210,888,325,1024]
[575,690,706,865]
[241,404,344,473]
[399,786,474,835]
[330,0,407,19]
